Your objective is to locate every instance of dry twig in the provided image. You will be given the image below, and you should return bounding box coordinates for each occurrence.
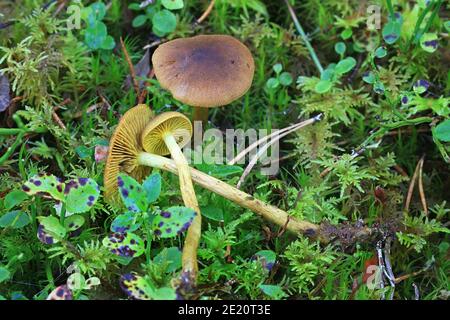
[120,37,141,100]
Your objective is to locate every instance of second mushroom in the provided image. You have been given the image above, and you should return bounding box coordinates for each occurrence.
[140,112,201,284]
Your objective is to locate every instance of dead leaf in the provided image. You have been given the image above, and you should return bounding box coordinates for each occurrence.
[0,73,11,112]
[123,49,150,91]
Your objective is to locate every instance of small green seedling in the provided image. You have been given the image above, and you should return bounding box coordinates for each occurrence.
[265,63,293,91]
[129,0,184,37]
[313,56,356,94]
[80,1,115,50]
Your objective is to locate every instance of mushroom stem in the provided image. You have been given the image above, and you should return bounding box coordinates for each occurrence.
[137,152,320,239]
[163,134,201,282]
[192,107,209,126]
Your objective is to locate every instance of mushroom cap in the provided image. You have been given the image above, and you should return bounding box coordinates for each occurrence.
[104,104,154,202]
[141,111,192,156]
[152,34,255,108]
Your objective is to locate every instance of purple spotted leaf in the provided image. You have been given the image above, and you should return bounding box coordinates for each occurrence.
[420,33,438,53]
[102,232,145,258]
[382,14,402,45]
[22,174,64,201]
[413,79,430,94]
[152,206,196,239]
[64,215,85,232]
[37,216,66,244]
[65,178,100,214]
[47,285,73,300]
[119,272,176,300]
[253,250,276,272]
[37,224,56,245]
[111,211,141,233]
[118,173,148,213]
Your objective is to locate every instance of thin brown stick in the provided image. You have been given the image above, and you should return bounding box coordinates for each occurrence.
[404,157,422,212]
[120,37,140,99]
[394,164,409,177]
[394,269,425,284]
[52,98,71,130]
[417,155,428,215]
[195,0,215,25]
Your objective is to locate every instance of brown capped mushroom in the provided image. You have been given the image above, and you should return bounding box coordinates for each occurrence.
[141,112,201,282]
[152,34,255,124]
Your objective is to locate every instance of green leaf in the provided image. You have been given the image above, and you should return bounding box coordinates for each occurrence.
[279,72,293,86]
[0,267,11,283]
[22,174,64,201]
[334,42,346,55]
[101,35,116,50]
[445,21,450,33]
[341,28,352,40]
[362,71,376,84]
[254,250,276,271]
[88,2,106,23]
[120,272,177,300]
[132,14,148,28]
[84,21,108,50]
[111,211,141,233]
[373,81,385,94]
[0,211,30,229]
[153,247,182,273]
[382,20,402,44]
[374,46,387,58]
[75,146,92,159]
[200,205,224,222]
[4,190,28,210]
[259,284,287,299]
[335,57,356,75]
[103,232,145,258]
[195,164,243,178]
[151,10,177,36]
[420,33,438,53]
[118,174,148,213]
[38,216,66,239]
[314,80,332,93]
[142,173,161,203]
[65,178,100,214]
[64,215,85,231]
[162,0,184,10]
[246,0,268,16]
[128,3,141,10]
[434,120,450,142]
[152,206,196,238]
[320,67,335,81]
[273,63,283,74]
[266,77,279,89]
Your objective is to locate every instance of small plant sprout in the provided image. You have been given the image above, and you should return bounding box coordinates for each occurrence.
[151,35,255,124]
[140,112,201,284]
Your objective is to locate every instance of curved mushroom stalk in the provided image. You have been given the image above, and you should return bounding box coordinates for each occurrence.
[137,152,320,239]
[141,112,202,286]
[163,133,201,281]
